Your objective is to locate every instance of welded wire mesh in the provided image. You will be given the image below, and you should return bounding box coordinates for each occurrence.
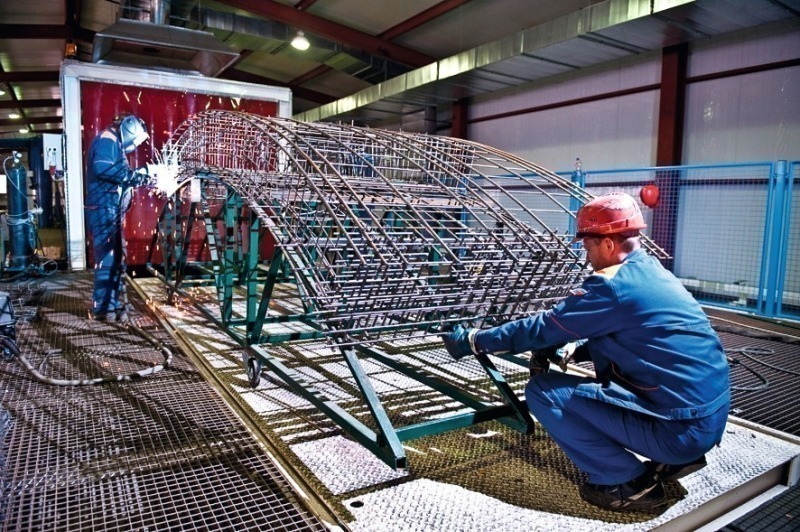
[579,164,778,315]
[159,111,654,343]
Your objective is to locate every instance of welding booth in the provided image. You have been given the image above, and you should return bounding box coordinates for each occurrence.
[59,61,292,272]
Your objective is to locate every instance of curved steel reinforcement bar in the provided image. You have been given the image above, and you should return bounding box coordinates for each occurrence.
[145,110,667,468]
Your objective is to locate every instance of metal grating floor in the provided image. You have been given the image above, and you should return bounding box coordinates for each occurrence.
[719,482,800,532]
[706,308,800,437]
[0,273,328,531]
[134,277,800,531]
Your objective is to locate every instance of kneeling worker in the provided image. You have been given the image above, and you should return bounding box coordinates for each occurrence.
[444,192,730,512]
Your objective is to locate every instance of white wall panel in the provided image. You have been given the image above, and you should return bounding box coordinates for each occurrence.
[471,54,660,119]
[684,66,800,163]
[464,23,799,169]
[468,54,661,171]
[688,20,800,78]
[471,90,658,171]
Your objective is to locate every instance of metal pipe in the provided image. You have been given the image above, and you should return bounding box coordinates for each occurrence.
[151,0,170,25]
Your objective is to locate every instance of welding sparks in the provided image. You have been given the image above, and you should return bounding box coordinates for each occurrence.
[146,142,185,197]
[146,162,181,196]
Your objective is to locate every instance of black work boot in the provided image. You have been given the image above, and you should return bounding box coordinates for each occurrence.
[115,308,130,323]
[89,311,108,322]
[579,471,666,512]
[646,455,707,481]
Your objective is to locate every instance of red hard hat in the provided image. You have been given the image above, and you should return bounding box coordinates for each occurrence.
[574,192,646,240]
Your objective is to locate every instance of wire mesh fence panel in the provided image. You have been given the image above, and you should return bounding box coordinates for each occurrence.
[577,163,785,315]
[783,161,800,319]
[672,165,772,312]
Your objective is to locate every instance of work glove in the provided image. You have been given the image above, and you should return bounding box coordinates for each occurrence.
[130,166,149,187]
[558,342,590,371]
[529,344,566,377]
[442,324,478,361]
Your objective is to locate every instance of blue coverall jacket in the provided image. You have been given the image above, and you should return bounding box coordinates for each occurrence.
[474,247,730,484]
[85,129,137,317]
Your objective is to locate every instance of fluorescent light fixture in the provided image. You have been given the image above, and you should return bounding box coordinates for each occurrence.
[9,112,20,119]
[18,127,28,134]
[0,89,5,96]
[291,31,310,51]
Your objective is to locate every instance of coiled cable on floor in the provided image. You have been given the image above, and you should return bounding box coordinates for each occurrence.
[2,320,173,386]
[714,319,800,392]
[726,347,771,392]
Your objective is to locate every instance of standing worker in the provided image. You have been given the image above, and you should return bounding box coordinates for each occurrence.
[85,114,149,322]
[444,192,730,512]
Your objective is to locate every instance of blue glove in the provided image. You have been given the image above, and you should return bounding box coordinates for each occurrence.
[443,324,476,360]
[130,166,149,187]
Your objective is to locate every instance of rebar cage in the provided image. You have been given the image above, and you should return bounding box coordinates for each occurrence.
[145,110,662,467]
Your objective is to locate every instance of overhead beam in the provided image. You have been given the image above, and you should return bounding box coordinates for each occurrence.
[0,116,62,127]
[0,72,60,83]
[379,0,473,40]
[0,25,69,39]
[0,24,94,42]
[294,0,319,9]
[289,64,332,87]
[218,0,434,67]
[220,69,335,104]
[0,99,61,110]
[288,0,470,90]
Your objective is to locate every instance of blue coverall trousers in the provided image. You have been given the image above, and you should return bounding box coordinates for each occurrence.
[525,372,729,485]
[86,206,127,317]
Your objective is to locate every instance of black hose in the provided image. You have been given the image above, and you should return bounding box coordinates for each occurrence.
[726,345,800,392]
[6,322,173,386]
[727,351,770,392]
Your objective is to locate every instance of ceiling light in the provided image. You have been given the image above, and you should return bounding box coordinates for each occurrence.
[0,89,5,96]
[291,31,310,51]
[18,127,28,134]
[9,112,20,119]
[65,41,78,59]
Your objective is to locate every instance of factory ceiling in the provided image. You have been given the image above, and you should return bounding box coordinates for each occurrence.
[0,0,799,137]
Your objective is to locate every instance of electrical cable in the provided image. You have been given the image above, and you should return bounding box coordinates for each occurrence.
[713,318,800,392]
[726,344,800,392]
[0,279,173,386]
[3,325,172,386]
[726,347,771,392]
[728,345,800,377]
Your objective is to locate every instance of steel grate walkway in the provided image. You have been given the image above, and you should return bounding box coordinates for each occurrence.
[706,309,800,437]
[0,273,329,531]
[134,276,800,531]
[719,482,800,531]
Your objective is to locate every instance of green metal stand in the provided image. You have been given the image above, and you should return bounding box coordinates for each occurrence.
[147,175,538,470]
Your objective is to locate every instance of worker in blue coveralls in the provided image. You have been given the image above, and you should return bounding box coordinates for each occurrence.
[85,114,149,322]
[443,192,730,513]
